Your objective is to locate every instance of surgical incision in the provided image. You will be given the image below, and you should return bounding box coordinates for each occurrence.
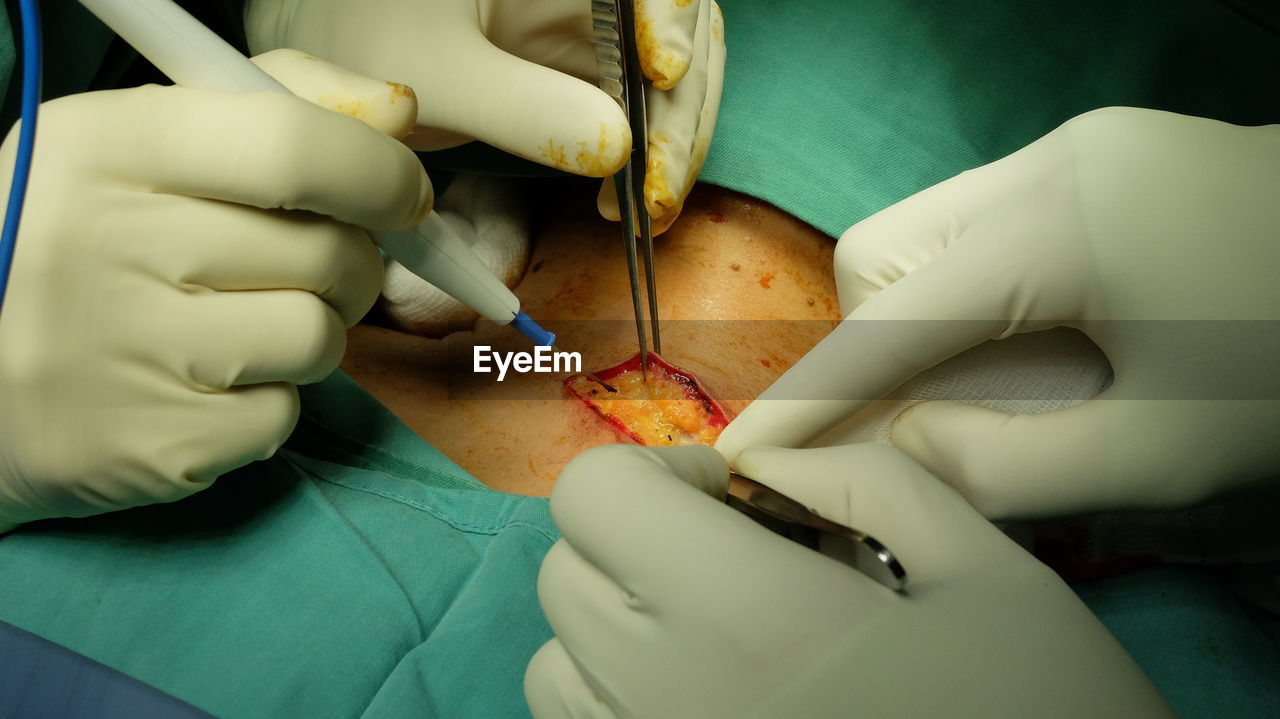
[564,353,732,446]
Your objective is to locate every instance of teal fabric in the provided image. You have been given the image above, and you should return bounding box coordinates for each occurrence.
[0,372,559,719]
[700,0,1280,238]
[0,0,118,134]
[1074,567,1280,718]
[0,6,12,111]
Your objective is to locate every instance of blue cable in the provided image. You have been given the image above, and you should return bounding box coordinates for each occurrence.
[0,0,42,317]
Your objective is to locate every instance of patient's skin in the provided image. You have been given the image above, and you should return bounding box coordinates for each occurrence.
[341,182,840,496]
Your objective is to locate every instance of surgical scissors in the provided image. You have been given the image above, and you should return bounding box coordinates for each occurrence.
[593,0,661,375]
[727,473,909,592]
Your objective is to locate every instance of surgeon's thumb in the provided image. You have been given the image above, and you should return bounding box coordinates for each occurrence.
[889,398,1166,521]
[250,48,420,140]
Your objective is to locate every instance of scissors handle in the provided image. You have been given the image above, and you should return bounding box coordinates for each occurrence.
[727,473,908,593]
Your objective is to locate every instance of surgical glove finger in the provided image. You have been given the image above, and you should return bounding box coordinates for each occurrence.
[893,397,1280,521]
[154,290,346,388]
[732,444,1031,581]
[99,88,431,231]
[634,0,700,89]
[0,384,300,531]
[246,1,631,174]
[597,1,725,233]
[134,198,381,328]
[525,639,612,719]
[250,48,419,140]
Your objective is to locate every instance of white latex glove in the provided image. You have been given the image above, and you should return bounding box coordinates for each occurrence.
[245,0,726,233]
[0,51,433,533]
[525,443,1172,718]
[718,107,1280,521]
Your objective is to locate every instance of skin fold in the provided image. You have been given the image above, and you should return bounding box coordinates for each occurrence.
[341,181,839,495]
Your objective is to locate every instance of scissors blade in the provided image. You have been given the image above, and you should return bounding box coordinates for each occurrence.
[595,0,660,374]
[726,473,909,592]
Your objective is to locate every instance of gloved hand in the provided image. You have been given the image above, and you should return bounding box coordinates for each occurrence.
[717,107,1280,521]
[525,442,1173,718]
[0,51,433,533]
[245,0,726,233]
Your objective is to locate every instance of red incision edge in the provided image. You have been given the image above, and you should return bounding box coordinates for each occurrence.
[563,352,732,446]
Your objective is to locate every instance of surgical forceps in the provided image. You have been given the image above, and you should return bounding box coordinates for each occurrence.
[594,0,661,376]
[727,473,909,592]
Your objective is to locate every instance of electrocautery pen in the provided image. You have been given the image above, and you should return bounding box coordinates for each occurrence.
[77,0,557,348]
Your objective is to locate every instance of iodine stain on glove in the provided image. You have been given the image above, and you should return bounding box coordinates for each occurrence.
[634,0,700,90]
[250,49,420,141]
[538,122,632,178]
[321,81,416,138]
[600,0,725,234]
